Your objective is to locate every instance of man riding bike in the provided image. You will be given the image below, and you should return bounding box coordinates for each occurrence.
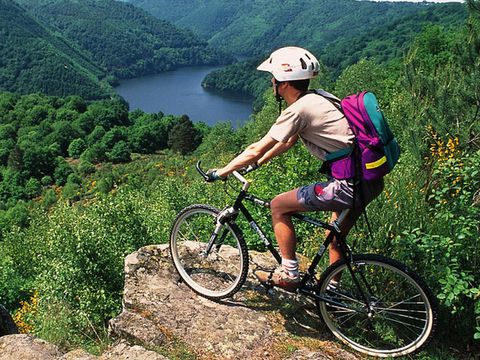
[207,46,384,292]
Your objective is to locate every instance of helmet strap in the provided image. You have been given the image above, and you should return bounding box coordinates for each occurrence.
[274,79,283,114]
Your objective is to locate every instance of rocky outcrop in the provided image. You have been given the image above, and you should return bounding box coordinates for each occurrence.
[0,335,167,360]
[109,244,359,360]
[0,244,359,359]
[0,334,62,360]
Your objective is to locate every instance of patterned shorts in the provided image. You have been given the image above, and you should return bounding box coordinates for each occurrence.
[297,177,384,227]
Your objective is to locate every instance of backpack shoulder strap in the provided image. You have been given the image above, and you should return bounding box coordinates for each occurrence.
[311,89,343,111]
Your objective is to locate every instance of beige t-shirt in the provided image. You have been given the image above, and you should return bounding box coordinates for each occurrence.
[267,93,354,161]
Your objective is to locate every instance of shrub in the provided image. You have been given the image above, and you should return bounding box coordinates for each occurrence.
[68,139,87,159]
[106,141,131,164]
[53,158,73,186]
[25,178,42,198]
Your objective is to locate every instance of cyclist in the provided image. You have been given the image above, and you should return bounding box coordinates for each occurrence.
[207,46,384,292]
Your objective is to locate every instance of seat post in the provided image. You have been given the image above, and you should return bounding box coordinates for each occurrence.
[332,209,350,232]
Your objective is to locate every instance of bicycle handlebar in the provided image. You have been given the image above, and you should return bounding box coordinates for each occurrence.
[196,161,250,192]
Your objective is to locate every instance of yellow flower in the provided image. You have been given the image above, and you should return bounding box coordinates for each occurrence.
[13,291,39,334]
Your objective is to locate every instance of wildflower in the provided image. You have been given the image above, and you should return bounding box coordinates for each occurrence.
[13,291,39,333]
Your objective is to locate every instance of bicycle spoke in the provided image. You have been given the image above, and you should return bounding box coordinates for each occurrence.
[377,294,424,314]
[330,290,365,305]
[377,307,427,321]
[377,313,426,331]
[333,311,361,326]
[357,265,409,304]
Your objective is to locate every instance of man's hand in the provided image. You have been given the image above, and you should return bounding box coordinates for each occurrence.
[205,169,226,182]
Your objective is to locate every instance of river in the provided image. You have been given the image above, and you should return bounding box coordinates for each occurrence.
[115,66,254,127]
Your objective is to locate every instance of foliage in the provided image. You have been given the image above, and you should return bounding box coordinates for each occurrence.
[0,1,110,99]
[128,0,466,60]
[168,116,202,155]
[14,0,233,80]
[0,91,193,208]
[68,139,87,159]
[399,20,480,160]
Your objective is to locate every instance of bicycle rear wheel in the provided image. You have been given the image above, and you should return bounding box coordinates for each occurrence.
[316,254,437,357]
[170,204,249,300]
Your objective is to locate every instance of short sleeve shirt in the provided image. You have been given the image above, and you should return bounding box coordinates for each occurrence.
[267,93,354,160]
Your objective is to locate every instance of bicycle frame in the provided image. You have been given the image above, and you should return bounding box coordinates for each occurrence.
[224,176,365,308]
[196,163,372,310]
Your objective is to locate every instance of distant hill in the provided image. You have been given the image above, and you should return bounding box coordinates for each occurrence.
[0,0,110,99]
[0,0,232,99]
[126,0,466,66]
[15,0,233,79]
[129,0,466,99]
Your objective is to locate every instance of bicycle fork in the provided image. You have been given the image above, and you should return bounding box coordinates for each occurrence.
[201,207,238,257]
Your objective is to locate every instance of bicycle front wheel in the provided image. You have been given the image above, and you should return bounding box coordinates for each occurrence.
[317,254,437,357]
[170,204,249,300]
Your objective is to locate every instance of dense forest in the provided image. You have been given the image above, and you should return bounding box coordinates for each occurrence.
[0,0,231,98]
[0,0,479,358]
[126,0,466,62]
[0,91,203,213]
[0,0,110,99]
[154,0,468,98]
[15,0,233,79]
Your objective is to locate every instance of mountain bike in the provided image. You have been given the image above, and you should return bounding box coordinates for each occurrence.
[169,162,437,357]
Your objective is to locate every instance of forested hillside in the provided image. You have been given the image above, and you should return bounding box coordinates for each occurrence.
[131,0,466,98]
[14,0,233,79]
[0,0,110,99]
[0,91,204,212]
[126,0,466,63]
[0,0,232,98]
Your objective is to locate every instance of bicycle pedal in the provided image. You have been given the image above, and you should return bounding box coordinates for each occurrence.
[261,282,274,295]
[265,286,275,296]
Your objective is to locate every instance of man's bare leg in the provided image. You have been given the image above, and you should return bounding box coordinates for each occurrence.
[270,188,307,260]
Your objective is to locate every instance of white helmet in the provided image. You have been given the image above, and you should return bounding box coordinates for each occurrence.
[257,46,320,81]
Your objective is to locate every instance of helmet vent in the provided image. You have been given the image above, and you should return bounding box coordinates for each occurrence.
[304,53,311,60]
[300,58,307,69]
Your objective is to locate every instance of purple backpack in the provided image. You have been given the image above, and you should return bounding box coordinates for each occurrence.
[316,90,401,181]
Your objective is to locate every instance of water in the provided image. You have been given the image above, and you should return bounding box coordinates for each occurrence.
[115,66,254,126]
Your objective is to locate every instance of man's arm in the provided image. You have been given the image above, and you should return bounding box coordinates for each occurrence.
[216,134,278,177]
[257,134,298,166]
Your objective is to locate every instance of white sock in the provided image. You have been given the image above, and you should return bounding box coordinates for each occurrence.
[281,258,299,278]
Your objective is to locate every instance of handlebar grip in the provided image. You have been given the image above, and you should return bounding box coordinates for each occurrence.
[195,161,209,181]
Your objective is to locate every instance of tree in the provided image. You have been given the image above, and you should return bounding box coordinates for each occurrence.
[53,157,73,186]
[24,178,42,198]
[63,95,87,113]
[107,141,131,163]
[21,144,56,179]
[46,121,81,155]
[167,115,202,155]
[86,126,106,146]
[68,138,87,159]
[87,99,130,130]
